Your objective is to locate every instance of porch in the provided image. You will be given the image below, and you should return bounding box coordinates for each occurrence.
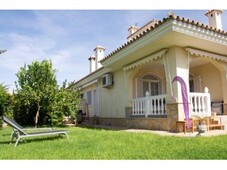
[131,89,211,118]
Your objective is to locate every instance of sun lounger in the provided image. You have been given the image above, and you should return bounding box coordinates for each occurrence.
[2,116,54,137]
[2,116,69,146]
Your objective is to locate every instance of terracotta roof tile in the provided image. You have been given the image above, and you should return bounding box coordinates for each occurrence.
[127,19,158,40]
[205,10,223,16]
[100,13,227,63]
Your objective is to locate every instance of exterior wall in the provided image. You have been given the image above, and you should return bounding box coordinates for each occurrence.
[99,69,129,118]
[88,103,180,132]
[221,68,227,103]
[81,82,99,117]
[97,117,169,131]
[190,63,223,102]
[189,57,227,115]
[80,69,131,119]
[220,63,227,115]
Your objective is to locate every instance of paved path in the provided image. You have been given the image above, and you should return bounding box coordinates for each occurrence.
[78,124,227,137]
[123,129,227,137]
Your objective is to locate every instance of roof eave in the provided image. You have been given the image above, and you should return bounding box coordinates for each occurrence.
[100,14,227,65]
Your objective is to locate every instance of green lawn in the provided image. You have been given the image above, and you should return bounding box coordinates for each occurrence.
[1,126,227,159]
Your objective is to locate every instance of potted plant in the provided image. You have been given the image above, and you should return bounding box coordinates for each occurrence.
[191,115,208,136]
[196,120,207,136]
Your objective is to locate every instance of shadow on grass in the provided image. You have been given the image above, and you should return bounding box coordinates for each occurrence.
[1,133,12,136]
[0,135,68,146]
[0,141,13,145]
[76,124,129,131]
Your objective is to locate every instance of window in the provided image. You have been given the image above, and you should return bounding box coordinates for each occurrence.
[142,74,161,96]
[80,93,84,99]
[86,90,92,105]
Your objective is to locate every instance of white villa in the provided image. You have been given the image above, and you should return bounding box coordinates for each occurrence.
[73,10,227,132]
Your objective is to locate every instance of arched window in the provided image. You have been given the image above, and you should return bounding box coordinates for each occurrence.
[142,74,161,96]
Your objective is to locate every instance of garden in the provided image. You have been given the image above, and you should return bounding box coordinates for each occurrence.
[1,126,227,159]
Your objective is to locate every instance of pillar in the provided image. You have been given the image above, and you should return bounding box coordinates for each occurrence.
[165,46,190,122]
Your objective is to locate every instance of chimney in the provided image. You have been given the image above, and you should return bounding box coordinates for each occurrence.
[128,26,139,36]
[205,10,223,30]
[127,19,158,42]
[88,55,96,73]
[94,46,105,70]
[127,25,139,41]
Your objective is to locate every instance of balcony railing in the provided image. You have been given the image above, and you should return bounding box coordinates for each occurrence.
[132,92,167,117]
[131,88,211,118]
[189,87,211,117]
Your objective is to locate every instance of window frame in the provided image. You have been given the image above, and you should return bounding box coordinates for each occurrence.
[142,74,162,96]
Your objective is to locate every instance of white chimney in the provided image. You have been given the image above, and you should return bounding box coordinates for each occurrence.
[94,46,105,70]
[88,55,96,73]
[205,10,223,30]
[128,25,139,36]
[127,19,158,42]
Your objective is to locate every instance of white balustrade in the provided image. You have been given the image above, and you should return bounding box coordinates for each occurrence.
[132,87,211,118]
[189,87,211,117]
[132,92,167,116]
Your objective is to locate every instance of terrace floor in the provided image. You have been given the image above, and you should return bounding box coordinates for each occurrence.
[123,129,227,137]
[77,123,227,137]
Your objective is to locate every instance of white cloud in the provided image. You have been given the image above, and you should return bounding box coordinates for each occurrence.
[48,45,91,78]
[0,32,56,71]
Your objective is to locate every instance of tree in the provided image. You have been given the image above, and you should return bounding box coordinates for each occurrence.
[0,83,8,116]
[15,60,58,127]
[51,80,80,125]
[14,59,80,126]
[0,83,13,116]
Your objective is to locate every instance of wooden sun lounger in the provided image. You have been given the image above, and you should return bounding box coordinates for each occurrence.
[2,116,69,147]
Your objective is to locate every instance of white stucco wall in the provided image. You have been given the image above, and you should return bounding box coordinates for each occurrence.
[190,63,223,102]
[99,70,129,118]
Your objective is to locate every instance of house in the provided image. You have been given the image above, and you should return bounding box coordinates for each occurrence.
[73,10,227,132]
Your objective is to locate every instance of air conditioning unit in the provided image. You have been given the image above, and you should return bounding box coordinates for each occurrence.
[102,73,113,88]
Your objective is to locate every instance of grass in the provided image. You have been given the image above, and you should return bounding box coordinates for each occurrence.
[1,126,227,159]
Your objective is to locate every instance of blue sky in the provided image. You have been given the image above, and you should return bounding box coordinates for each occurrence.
[1,1,227,92]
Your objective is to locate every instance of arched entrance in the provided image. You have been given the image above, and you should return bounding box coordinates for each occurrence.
[189,56,224,115]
